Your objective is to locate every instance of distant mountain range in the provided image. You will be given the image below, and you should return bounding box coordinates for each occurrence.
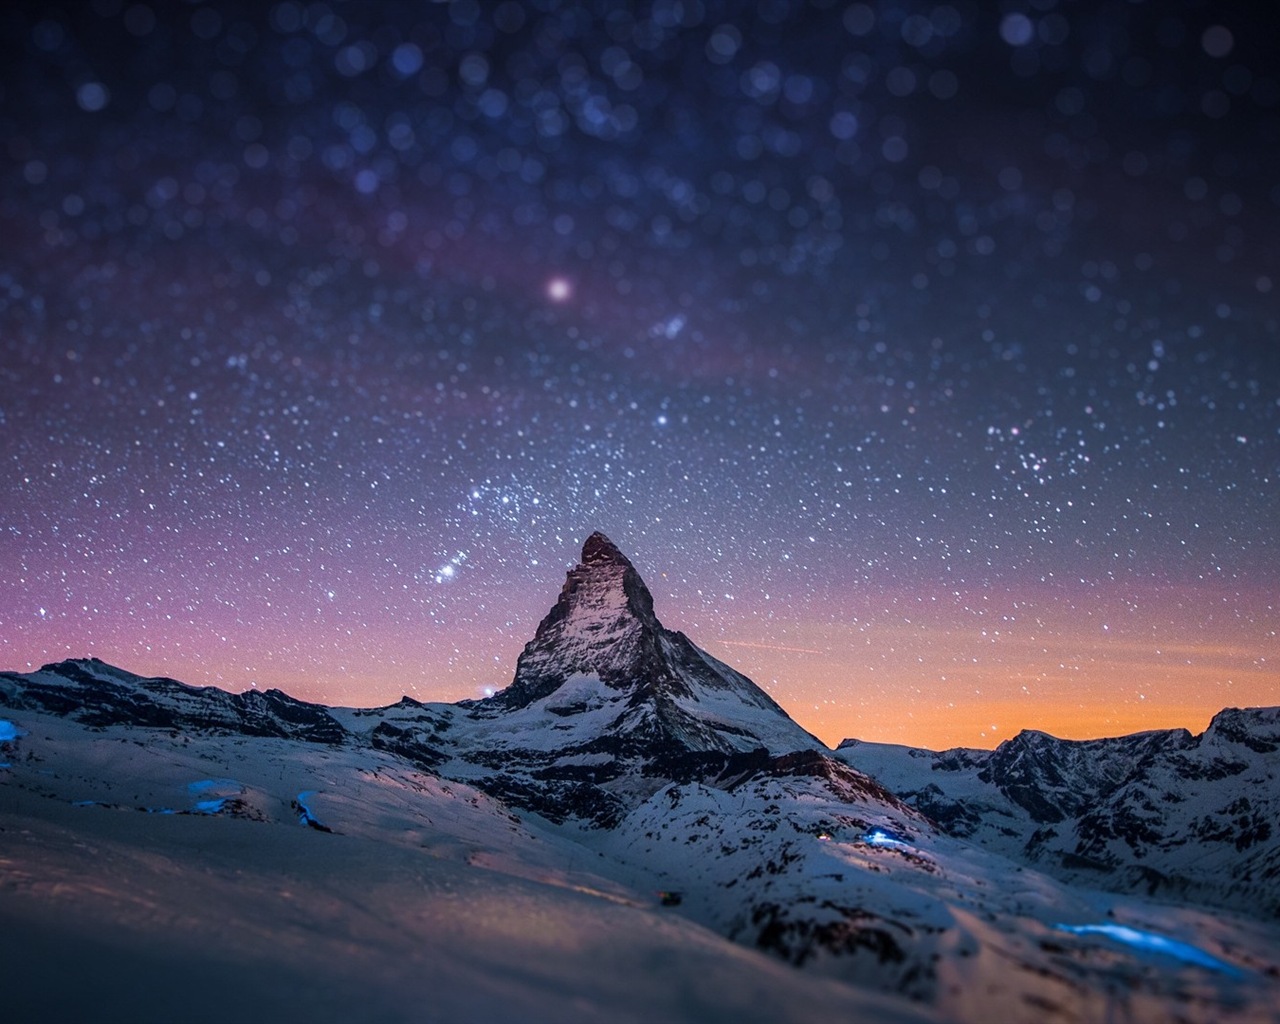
[838,707,1280,918]
[2,533,1277,1023]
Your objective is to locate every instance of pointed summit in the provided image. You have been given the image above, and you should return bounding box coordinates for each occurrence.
[581,530,627,564]
[485,534,820,758]
[575,531,658,626]
[493,531,661,708]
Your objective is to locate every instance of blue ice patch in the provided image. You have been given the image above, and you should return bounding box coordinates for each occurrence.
[1055,923,1244,976]
[296,790,331,830]
[187,779,242,814]
[0,720,21,742]
[194,798,228,814]
[296,790,318,825]
[187,778,241,795]
[864,828,908,847]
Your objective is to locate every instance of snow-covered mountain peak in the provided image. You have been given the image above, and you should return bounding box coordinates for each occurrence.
[473,533,819,763]
[565,530,659,628]
[488,531,659,709]
[561,529,659,631]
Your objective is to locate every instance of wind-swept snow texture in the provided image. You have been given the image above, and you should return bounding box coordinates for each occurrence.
[2,534,1278,1023]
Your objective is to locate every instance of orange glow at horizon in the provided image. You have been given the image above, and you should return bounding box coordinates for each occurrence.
[694,579,1278,750]
[12,576,1275,754]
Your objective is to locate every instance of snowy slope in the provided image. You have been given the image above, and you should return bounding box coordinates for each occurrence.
[581,747,1278,1024]
[0,704,927,1024]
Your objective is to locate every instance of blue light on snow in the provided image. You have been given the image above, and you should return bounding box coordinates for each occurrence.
[194,799,227,813]
[188,779,241,814]
[864,829,908,847]
[0,720,21,742]
[187,778,240,795]
[1055,923,1244,976]
[296,790,327,829]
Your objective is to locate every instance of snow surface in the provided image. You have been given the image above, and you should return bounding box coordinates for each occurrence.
[1,687,1278,1022]
[0,705,933,1024]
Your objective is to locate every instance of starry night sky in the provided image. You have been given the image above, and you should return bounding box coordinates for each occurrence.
[2,0,1276,748]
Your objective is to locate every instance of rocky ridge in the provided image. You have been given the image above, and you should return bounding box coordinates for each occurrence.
[836,708,1280,917]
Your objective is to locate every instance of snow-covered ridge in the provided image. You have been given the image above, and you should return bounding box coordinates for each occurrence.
[0,656,347,744]
[835,708,1280,917]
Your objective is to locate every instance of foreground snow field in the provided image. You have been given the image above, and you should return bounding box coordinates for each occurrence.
[0,710,933,1024]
